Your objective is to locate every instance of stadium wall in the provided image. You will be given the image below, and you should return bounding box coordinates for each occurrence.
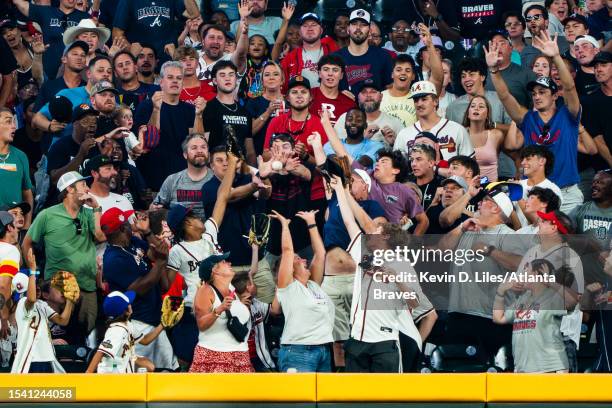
[0,373,611,407]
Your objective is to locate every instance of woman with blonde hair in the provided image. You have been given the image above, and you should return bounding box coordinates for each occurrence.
[462,95,523,181]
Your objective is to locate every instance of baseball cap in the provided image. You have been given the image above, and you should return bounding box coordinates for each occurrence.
[562,13,588,27]
[353,169,372,193]
[49,95,73,123]
[527,76,558,94]
[12,272,29,294]
[414,131,438,144]
[103,290,135,319]
[537,211,569,234]
[287,75,311,91]
[57,171,89,193]
[198,252,231,282]
[486,29,511,43]
[588,51,612,66]
[63,40,89,56]
[0,201,31,215]
[0,211,14,230]
[91,80,118,95]
[485,181,523,201]
[574,35,600,49]
[166,204,193,233]
[101,207,135,235]
[300,12,321,25]
[359,78,380,93]
[349,9,371,24]
[487,189,514,218]
[72,103,99,122]
[441,175,469,191]
[84,154,118,175]
[409,81,437,99]
[0,18,17,30]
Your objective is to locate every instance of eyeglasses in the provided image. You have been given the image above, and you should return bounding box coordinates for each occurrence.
[504,22,522,28]
[525,14,544,22]
[73,218,82,235]
[392,27,411,33]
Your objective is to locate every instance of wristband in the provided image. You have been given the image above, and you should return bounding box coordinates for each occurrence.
[90,10,99,18]
[307,224,317,229]
[93,207,103,213]
[30,269,40,277]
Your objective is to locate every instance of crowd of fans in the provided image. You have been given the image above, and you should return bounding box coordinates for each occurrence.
[0,0,610,374]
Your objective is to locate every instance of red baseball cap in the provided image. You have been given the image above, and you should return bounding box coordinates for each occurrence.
[101,207,135,235]
[536,211,569,235]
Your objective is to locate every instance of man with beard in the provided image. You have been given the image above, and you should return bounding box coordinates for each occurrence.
[86,155,133,213]
[23,170,106,344]
[520,5,570,71]
[323,108,382,169]
[134,61,205,191]
[334,9,393,94]
[264,76,329,228]
[383,20,421,60]
[196,21,248,81]
[229,0,281,45]
[571,169,612,249]
[281,12,338,90]
[333,79,403,146]
[136,45,159,85]
[203,61,255,165]
[393,81,474,160]
[34,39,86,112]
[113,50,160,112]
[152,133,212,219]
[309,54,355,126]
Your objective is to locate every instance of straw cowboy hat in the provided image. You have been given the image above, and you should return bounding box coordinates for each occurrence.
[63,19,110,48]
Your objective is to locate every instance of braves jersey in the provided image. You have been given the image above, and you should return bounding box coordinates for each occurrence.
[0,242,20,277]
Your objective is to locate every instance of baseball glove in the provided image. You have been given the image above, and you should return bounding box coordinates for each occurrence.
[224,124,245,161]
[50,271,80,302]
[160,296,185,328]
[248,213,271,247]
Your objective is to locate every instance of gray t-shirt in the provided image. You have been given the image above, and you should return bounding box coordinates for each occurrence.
[154,169,213,219]
[301,48,323,88]
[504,288,568,373]
[570,201,612,250]
[520,36,569,71]
[485,63,537,108]
[449,223,524,318]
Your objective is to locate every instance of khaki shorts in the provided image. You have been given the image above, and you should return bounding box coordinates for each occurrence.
[232,257,276,304]
[321,274,354,342]
[77,290,97,333]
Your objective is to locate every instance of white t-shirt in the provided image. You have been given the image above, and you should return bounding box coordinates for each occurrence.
[0,241,20,277]
[516,178,564,227]
[277,279,334,345]
[91,192,134,214]
[196,52,232,80]
[97,320,143,373]
[380,90,416,128]
[394,117,475,160]
[167,219,219,308]
[348,233,405,343]
[15,298,57,363]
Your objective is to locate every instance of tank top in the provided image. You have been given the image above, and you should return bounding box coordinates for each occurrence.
[473,130,498,182]
[197,284,251,352]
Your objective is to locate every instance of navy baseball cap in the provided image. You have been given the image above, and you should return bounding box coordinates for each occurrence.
[0,201,31,215]
[300,12,321,25]
[527,76,558,94]
[359,78,380,93]
[198,252,231,282]
[72,103,99,122]
[166,204,192,233]
[562,13,588,27]
[49,95,73,123]
[63,40,89,56]
[588,51,612,67]
[287,75,311,91]
[103,291,135,319]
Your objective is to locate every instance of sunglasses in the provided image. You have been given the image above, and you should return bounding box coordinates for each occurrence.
[525,14,544,22]
[73,218,82,235]
[392,27,411,33]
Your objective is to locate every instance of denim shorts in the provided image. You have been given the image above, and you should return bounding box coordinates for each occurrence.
[278,344,331,373]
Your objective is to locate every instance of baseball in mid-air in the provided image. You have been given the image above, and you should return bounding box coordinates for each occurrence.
[272,161,283,171]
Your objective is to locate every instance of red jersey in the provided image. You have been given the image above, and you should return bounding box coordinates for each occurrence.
[180,80,217,104]
[309,87,356,126]
[264,112,329,200]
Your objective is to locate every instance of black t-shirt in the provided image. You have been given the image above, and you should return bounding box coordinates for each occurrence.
[203,98,253,153]
[455,0,522,41]
[202,173,257,266]
[581,88,612,171]
[117,82,160,112]
[245,96,275,156]
[415,175,444,211]
[133,99,195,190]
[426,203,469,234]
[575,68,599,96]
[395,0,458,29]
[0,35,17,76]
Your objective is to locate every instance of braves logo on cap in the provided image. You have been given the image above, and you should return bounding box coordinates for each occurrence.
[295,75,304,81]
[356,9,365,17]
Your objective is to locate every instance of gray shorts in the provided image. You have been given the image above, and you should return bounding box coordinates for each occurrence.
[321,274,354,342]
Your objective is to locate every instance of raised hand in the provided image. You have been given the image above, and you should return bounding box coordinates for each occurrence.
[468,175,483,197]
[284,155,301,172]
[307,131,322,147]
[269,210,291,227]
[30,33,49,55]
[296,210,318,225]
[417,23,433,47]
[151,91,163,111]
[532,31,560,58]
[108,37,128,58]
[484,41,503,68]
[194,97,206,115]
[27,248,37,271]
[329,175,344,192]
[257,155,272,178]
[281,1,295,21]
[238,0,252,19]
[421,0,440,18]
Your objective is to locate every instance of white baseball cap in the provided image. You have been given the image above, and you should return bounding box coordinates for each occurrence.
[349,9,371,24]
[410,81,437,99]
[574,35,600,49]
[489,190,514,218]
[57,171,89,192]
[12,272,29,294]
[353,169,372,193]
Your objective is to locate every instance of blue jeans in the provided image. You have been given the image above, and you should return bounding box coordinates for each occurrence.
[278,344,331,373]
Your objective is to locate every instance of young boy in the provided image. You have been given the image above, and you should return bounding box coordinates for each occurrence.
[11,252,74,373]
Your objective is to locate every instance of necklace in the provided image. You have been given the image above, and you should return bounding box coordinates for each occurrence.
[0,151,10,164]
[219,100,238,113]
[182,81,202,98]
[287,114,309,136]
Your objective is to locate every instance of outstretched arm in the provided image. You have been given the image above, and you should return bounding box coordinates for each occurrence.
[296,211,324,285]
[320,110,353,164]
[485,41,528,125]
[210,153,239,228]
[271,2,295,61]
[330,176,361,240]
[269,211,294,289]
[418,24,444,96]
